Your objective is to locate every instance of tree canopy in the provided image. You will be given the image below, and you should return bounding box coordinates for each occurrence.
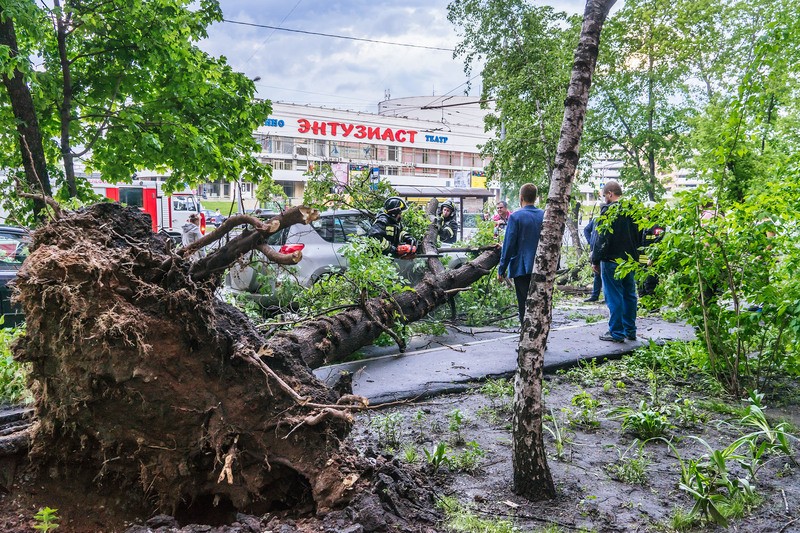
[448,0,581,195]
[0,0,271,221]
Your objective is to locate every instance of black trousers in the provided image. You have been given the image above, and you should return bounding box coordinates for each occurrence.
[513,274,532,325]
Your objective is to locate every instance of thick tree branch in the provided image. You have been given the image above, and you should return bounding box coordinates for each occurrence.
[185,207,319,282]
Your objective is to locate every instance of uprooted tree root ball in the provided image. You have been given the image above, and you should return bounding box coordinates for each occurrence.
[6,202,499,530]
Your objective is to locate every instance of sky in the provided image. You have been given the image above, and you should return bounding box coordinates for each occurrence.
[199,0,587,114]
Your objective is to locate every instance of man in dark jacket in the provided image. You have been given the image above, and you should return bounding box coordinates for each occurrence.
[498,183,545,325]
[437,200,458,244]
[367,196,418,257]
[591,181,640,342]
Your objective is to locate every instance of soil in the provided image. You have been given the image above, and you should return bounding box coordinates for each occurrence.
[1,295,798,532]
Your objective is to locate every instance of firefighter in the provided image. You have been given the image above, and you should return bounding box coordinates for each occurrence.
[437,200,459,244]
[367,196,418,258]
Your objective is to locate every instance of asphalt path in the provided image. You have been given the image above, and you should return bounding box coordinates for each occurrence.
[313,317,696,405]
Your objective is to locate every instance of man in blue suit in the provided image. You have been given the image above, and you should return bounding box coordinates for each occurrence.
[498,183,545,325]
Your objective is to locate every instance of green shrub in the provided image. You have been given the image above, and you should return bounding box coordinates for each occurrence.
[0,326,30,405]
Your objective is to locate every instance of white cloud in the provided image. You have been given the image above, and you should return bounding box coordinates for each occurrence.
[199,0,587,112]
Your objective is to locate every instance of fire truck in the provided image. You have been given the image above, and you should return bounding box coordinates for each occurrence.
[89,178,205,239]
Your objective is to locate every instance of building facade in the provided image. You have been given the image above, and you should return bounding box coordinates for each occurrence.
[202,100,495,210]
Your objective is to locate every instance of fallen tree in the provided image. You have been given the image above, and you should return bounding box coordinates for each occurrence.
[10,201,499,529]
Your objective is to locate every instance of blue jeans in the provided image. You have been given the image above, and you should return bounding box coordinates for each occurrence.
[600,261,637,340]
[590,271,602,299]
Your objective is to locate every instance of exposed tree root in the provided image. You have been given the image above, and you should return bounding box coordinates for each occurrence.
[6,202,492,530]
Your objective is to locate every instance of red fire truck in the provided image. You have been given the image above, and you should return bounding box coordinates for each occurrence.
[89,179,205,239]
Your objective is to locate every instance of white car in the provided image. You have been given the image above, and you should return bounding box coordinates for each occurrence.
[226,209,466,299]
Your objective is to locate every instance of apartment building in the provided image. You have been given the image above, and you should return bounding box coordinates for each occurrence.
[201,99,495,209]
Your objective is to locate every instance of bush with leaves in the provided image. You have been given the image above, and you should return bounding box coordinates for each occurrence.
[295,236,412,316]
[640,183,800,396]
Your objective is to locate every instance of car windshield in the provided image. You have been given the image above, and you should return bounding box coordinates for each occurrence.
[0,229,27,266]
[311,213,372,243]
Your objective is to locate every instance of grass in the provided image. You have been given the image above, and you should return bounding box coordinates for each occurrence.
[437,496,519,533]
[199,199,242,213]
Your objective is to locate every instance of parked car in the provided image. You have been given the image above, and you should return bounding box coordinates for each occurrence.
[0,225,28,328]
[200,209,227,227]
[226,209,466,303]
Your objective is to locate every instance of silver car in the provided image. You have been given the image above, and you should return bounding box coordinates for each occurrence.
[226,209,464,297]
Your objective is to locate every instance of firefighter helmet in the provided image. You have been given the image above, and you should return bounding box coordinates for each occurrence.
[384,196,408,213]
[440,200,455,213]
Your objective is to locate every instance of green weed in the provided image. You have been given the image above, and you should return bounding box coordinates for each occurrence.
[424,442,450,472]
[448,408,468,445]
[436,496,518,533]
[543,408,570,461]
[605,441,650,485]
[33,507,59,532]
[564,390,601,429]
[610,401,671,439]
[449,441,486,473]
[370,413,404,449]
[402,444,418,464]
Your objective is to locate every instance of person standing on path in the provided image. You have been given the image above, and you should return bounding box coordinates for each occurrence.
[498,184,545,325]
[591,181,640,343]
[582,217,603,302]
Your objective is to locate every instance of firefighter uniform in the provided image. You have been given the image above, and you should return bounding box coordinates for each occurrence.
[367,212,417,256]
[437,201,458,244]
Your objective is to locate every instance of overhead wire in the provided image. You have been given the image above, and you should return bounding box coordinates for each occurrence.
[243,0,304,64]
[223,19,455,52]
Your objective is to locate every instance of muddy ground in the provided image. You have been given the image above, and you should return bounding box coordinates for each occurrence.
[349,370,800,532]
[1,302,799,532]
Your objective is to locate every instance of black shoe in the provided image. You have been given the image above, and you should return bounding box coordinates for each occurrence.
[599,333,625,343]
[584,297,599,302]
[626,334,637,341]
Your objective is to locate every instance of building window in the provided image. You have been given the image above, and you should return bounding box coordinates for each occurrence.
[380,166,399,176]
[388,146,399,162]
[363,145,377,159]
[279,137,294,155]
[271,159,294,170]
[276,181,294,198]
[254,134,269,152]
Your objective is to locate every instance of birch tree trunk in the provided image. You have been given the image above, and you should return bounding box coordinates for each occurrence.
[512,0,617,500]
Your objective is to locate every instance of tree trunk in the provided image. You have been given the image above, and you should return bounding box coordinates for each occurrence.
[0,9,53,213]
[12,201,496,527]
[512,0,616,501]
[567,200,584,259]
[54,1,79,198]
